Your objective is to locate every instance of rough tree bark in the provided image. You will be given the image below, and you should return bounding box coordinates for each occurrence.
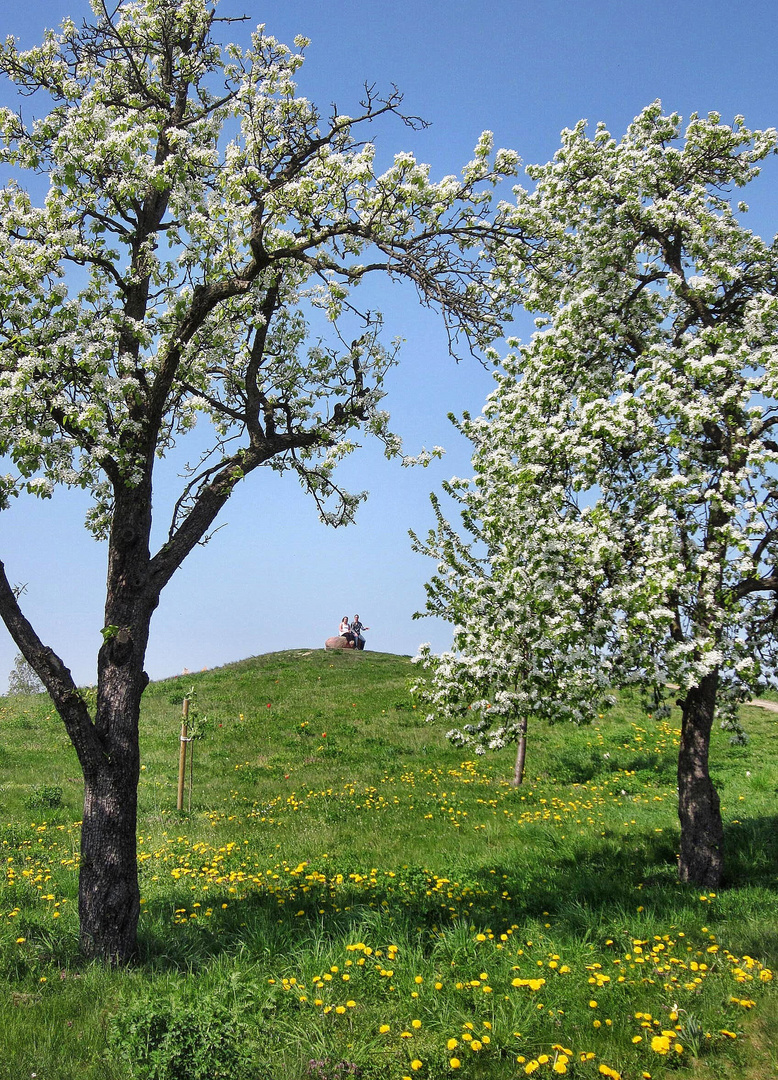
[677,670,724,887]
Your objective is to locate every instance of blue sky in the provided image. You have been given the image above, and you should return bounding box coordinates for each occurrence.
[2,0,778,687]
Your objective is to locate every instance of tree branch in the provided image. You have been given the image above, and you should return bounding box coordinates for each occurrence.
[0,560,104,774]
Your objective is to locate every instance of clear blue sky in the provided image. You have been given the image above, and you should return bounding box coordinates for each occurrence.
[2,0,778,688]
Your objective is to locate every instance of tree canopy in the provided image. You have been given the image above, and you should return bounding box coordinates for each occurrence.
[414,103,778,882]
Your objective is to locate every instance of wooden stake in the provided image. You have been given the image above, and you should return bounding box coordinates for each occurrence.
[187,721,194,813]
[177,697,189,811]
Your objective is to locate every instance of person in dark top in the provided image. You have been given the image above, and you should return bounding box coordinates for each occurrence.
[352,614,369,650]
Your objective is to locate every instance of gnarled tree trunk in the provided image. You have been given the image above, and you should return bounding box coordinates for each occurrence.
[79,761,141,962]
[78,483,156,962]
[677,670,724,887]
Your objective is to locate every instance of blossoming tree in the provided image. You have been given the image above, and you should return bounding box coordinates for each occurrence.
[0,0,520,961]
[414,103,778,885]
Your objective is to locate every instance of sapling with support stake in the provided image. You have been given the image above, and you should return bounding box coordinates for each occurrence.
[176,697,190,813]
[176,692,207,812]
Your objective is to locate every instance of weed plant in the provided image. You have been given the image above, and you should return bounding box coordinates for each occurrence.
[0,649,776,1080]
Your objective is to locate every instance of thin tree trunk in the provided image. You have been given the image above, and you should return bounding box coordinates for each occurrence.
[677,670,724,887]
[512,716,528,787]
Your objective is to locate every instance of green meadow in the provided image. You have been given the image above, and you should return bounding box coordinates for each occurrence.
[0,649,776,1080]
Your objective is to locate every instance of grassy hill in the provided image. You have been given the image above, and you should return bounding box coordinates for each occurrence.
[0,649,776,1080]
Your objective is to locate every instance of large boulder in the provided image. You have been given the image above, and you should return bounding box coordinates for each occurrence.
[325,635,356,650]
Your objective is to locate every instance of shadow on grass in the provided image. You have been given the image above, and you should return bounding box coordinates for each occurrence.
[135,815,778,971]
[724,814,778,887]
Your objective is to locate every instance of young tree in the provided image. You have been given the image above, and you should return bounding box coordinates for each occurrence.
[414,103,778,885]
[0,0,519,961]
[412,484,613,787]
[7,651,46,695]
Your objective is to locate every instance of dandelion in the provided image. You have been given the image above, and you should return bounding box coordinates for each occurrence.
[410,1060,422,1071]
[450,1059,461,1069]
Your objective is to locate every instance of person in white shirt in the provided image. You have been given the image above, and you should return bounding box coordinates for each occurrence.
[339,616,356,648]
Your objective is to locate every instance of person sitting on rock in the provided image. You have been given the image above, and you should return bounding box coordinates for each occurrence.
[352,614,369,650]
[339,616,356,648]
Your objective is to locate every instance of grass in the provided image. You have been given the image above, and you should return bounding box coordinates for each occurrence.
[0,648,776,1080]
